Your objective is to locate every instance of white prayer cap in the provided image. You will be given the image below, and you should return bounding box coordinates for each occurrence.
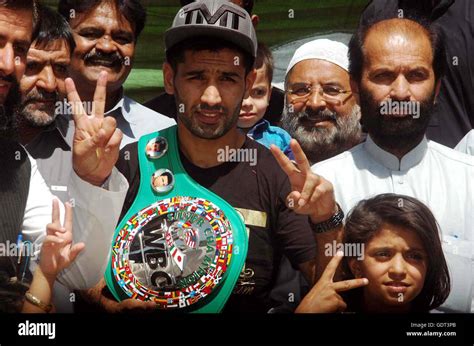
[286,39,349,76]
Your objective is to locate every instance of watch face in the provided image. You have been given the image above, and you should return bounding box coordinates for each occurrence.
[111,196,233,309]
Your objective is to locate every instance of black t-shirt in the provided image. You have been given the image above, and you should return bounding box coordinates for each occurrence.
[116,137,317,313]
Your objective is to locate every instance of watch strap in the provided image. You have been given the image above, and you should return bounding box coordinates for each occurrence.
[310,203,344,233]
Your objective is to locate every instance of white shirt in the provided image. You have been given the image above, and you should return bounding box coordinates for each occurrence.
[455,129,474,156]
[312,135,474,312]
[106,95,176,148]
[24,155,128,290]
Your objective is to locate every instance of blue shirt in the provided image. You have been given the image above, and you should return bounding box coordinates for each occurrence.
[246,119,294,160]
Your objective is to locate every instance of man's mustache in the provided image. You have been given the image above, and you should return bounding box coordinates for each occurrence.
[196,103,225,113]
[0,74,17,84]
[84,51,123,66]
[298,109,337,123]
[23,90,59,104]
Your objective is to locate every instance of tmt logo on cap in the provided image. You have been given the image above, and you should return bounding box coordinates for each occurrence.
[182,2,247,28]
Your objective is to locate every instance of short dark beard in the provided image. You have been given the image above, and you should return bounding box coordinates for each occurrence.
[17,89,59,128]
[281,103,362,164]
[174,88,243,140]
[359,86,434,156]
[0,80,20,140]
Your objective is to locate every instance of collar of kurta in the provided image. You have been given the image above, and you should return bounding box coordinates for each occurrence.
[56,114,73,146]
[105,89,137,125]
[27,114,73,150]
[364,135,428,171]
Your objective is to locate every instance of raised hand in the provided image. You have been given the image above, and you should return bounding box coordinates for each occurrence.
[295,251,368,313]
[39,199,85,280]
[270,139,337,223]
[66,71,123,186]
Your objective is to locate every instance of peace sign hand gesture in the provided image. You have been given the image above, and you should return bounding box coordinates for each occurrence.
[40,199,85,281]
[295,252,368,313]
[270,139,337,223]
[66,71,123,186]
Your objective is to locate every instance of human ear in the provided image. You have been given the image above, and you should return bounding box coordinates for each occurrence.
[251,14,259,27]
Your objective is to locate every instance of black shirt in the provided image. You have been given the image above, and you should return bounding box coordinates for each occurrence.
[116,137,317,312]
[360,0,474,148]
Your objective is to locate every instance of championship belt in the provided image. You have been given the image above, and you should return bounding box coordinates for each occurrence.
[104,126,247,312]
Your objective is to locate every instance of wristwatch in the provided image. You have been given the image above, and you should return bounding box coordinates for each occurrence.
[309,203,344,233]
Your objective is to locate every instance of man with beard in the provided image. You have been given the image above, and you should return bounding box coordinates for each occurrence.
[16,5,104,313]
[144,0,286,126]
[281,39,362,165]
[310,17,474,312]
[270,40,362,312]
[360,0,474,148]
[0,0,129,311]
[0,2,31,140]
[17,5,74,146]
[16,5,77,205]
[58,0,175,148]
[73,0,347,313]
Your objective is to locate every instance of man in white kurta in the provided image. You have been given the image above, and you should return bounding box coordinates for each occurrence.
[313,135,474,312]
[24,156,128,290]
[0,1,128,294]
[455,130,474,156]
[311,17,474,312]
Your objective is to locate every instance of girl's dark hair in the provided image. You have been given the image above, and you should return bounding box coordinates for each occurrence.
[343,193,450,312]
[348,15,446,84]
[58,0,146,41]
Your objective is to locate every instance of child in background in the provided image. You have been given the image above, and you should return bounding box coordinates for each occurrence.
[238,42,294,159]
[296,194,450,313]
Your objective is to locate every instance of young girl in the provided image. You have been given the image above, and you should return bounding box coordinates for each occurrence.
[0,200,84,313]
[296,193,450,313]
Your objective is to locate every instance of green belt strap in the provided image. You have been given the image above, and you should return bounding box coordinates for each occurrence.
[104,125,248,313]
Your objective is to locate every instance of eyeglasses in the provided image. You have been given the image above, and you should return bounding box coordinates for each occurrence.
[286,83,352,105]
